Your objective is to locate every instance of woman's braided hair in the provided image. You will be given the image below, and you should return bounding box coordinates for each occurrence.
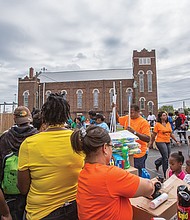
[41,93,70,125]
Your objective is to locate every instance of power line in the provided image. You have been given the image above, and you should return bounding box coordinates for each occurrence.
[158,97,190,105]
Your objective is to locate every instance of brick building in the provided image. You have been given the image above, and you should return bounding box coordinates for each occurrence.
[18,48,158,121]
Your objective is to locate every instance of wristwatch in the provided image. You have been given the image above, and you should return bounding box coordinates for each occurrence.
[134,131,137,135]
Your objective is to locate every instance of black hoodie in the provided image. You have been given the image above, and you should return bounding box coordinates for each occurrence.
[0,124,38,177]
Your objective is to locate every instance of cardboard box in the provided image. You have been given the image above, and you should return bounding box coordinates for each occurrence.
[130,175,189,220]
[129,154,134,167]
[126,166,138,175]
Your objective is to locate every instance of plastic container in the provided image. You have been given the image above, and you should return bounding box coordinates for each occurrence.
[151,182,162,199]
[141,168,150,179]
[177,191,190,220]
[177,185,189,194]
[149,193,168,209]
[121,147,130,169]
[112,154,125,169]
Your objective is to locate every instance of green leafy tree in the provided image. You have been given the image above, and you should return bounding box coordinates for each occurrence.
[158,105,174,113]
[184,108,189,115]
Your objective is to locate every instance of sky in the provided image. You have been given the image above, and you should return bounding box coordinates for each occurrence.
[1,0,190,111]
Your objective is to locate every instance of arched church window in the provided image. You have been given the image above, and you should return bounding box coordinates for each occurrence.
[93,89,99,108]
[147,101,154,113]
[61,90,67,100]
[45,90,51,100]
[126,88,133,105]
[23,90,29,107]
[139,97,146,110]
[76,89,83,108]
[147,70,153,92]
[138,71,144,92]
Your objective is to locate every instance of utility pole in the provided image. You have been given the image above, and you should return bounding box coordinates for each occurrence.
[36,67,47,108]
[120,81,123,116]
[183,101,185,110]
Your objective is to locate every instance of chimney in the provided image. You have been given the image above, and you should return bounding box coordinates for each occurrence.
[29,67,34,78]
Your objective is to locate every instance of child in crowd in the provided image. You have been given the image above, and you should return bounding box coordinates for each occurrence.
[183,159,190,184]
[95,113,110,132]
[168,151,186,180]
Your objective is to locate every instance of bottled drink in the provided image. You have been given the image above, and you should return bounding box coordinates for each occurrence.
[121,147,130,169]
[177,186,190,220]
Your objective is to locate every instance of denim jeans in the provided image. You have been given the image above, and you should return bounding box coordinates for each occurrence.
[134,154,147,177]
[41,201,78,220]
[155,142,171,178]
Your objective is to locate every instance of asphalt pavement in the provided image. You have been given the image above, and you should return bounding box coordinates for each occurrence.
[146,130,190,179]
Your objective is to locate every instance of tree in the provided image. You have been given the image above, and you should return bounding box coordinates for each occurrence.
[184,108,189,115]
[158,105,174,113]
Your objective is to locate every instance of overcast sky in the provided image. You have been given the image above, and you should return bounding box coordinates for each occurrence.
[1,0,190,111]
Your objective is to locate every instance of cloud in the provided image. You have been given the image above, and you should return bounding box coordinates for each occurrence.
[1,0,190,109]
[103,37,122,48]
[66,63,81,70]
[75,53,87,59]
[158,48,170,60]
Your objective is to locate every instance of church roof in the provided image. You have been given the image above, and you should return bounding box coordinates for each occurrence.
[38,68,133,83]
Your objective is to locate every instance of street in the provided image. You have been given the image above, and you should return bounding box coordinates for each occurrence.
[146,130,190,179]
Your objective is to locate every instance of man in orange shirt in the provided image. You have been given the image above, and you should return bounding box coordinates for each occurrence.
[117,104,151,177]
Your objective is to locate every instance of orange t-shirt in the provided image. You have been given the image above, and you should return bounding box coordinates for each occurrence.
[77,163,140,220]
[119,115,150,158]
[154,122,172,143]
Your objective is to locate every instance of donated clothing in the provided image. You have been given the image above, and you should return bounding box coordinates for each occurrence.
[96,122,110,132]
[18,130,84,220]
[154,122,172,143]
[119,115,150,158]
[77,163,140,220]
[169,170,186,180]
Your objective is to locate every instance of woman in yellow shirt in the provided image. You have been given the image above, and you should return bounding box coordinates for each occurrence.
[149,111,180,178]
[18,93,84,220]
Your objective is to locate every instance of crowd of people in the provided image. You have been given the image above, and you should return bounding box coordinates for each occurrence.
[0,93,190,219]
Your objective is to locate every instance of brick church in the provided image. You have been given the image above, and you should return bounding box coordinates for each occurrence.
[18,48,158,121]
